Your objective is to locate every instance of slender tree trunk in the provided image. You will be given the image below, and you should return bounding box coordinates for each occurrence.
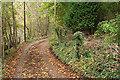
[26,27,30,39]
[24,2,26,42]
[2,23,4,59]
[6,14,12,46]
[54,0,56,27]
[0,2,3,58]
[117,2,120,46]
[12,2,17,48]
[91,28,93,35]
[38,16,41,36]
[1,19,3,58]
[38,3,41,37]
[2,3,7,58]
[0,3,2,77]
[5,6,10,52]
[30,23,32,39]
[46,9,49,35]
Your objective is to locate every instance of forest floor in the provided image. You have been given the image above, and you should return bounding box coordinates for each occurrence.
[3,38,83,78]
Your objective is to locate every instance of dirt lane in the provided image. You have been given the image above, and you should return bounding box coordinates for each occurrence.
[15,39,81,78]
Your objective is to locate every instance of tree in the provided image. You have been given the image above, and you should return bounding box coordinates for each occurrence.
[24,2,26,42]
[2,2,7,58]
[54,0,56,27]
[45,8,49,35]
[0,2,2,58]
[12,2,17,48]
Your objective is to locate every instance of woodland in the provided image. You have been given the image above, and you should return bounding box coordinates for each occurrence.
[0,2,120,79]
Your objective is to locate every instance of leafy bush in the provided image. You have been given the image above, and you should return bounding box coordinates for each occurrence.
[95,14,120,43]
[63,2,99,32]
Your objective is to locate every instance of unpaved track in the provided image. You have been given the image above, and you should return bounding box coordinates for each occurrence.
[15,38,48,78]
[15,38,81,78]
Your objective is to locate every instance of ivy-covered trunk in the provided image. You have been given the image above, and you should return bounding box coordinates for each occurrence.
[74,31,84,59]
[55,28,63,42]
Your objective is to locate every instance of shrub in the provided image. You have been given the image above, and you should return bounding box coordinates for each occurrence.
[95,14,120,43]
[63,2,99,32]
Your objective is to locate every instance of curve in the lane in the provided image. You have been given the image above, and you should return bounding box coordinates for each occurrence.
[15,38,48,78]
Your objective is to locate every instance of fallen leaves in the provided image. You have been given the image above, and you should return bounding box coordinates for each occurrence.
[3,40,81,78]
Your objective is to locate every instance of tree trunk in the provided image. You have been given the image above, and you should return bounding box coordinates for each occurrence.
[12,2,17,48]
[6,14,13,46]
[26,27,30,39]
[2,18,5,59]
[2,3,7,58]
[5,6,10,52]
[91,27,93,35]
[0,2,3,58]
[24,2,26,42]
[54,0,56,27]
[46,9,49,36]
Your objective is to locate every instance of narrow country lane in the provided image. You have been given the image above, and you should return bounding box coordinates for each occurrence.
[15,39,81,78]
[2,2,119,79]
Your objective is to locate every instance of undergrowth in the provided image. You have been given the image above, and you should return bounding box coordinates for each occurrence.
[49,17,119,78]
